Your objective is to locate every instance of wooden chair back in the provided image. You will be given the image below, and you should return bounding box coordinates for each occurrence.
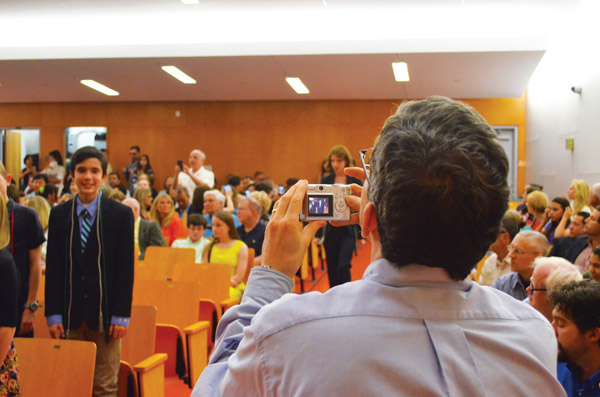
[138,246,195,281]
[170,262,230,303]
[133,280,200,329]
[121,305,157,365]
[14,337,96,397]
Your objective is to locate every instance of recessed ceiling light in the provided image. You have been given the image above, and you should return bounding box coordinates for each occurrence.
[161,66,197,84]
[285,77,310,95]
[392,61,410,82]
[180,0,200,4]
[80,80,119,96]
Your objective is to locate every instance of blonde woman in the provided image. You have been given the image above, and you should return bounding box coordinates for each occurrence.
[0,194,20,395]
[568,179,592,215]
[526,190,549,230]
[133,188,153,220]
[25,196,51,270]
[149,193,188,246]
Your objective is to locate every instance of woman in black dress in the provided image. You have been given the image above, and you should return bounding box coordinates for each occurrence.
[0,193,20,396]
[317,145,362,288]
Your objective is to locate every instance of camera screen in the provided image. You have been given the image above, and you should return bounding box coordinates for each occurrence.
[308,195,333,216]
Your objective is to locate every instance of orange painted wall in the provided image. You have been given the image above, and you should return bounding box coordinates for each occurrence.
[0,95,525,194]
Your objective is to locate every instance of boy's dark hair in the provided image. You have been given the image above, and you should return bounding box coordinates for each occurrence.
[550,281,600,342]
[188,214,208,229]
[32,174,48,184]
[578,211,591,221]
[41,184,58,198]
[109,171,121,179]
[228,176,241,187]
[254,181,273,195]
[70,146,108,176]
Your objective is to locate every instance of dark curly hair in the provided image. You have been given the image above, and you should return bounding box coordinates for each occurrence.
[550,281,600,344]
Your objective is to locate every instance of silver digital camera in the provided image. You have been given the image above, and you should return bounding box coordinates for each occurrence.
[300,184,352,221]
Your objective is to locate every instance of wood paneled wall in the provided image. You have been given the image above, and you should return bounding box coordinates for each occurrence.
[0,95,526,193]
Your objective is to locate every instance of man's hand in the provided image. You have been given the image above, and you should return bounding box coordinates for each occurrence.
[330,167,366,227]
[183,164,191,174]
[19,309,34,335]
[262,180,326,279]
[109,324,127,339]
[49,323,65,339]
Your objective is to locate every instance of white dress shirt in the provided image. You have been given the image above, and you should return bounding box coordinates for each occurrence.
[178,166,215,197]
[194,259,565,396]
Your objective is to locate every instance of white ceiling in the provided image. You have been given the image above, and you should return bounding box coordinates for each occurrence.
[0,0,581,103]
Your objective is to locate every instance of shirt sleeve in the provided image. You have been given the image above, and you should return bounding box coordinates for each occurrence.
[192,266,293,396]
[26,209,46,250]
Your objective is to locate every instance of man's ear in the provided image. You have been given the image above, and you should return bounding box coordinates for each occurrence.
[362,202,379,240]
[5,174,12,185]
[586,327,600,344]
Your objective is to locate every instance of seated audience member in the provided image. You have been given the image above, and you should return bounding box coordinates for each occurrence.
[173,149,215,198]
[107,171,127,195]
[57,177,78,204]
[228,176,242,195]
[159,175,174,195]
[203,190,240,237]
[108,189,126,202]
[30,174,48,196]
[253,171,267,183]
[555,208,590,239]
[551,208,600,274]
[137,154,154,186]
[0,193,20,396]
[175,187,192,223]
[24,196,51,270]
[122,198,164,259]
[536,197,571,244]
[137,173,158,198]
[492,229,548,300]
[568,179,592,215]
[172,214,210,262]
[236,197,266,266]
[40,150,65,193]
[149,193,188,246]
[588,246,600,282]
[202,211,248,299]
[19,154,38,192]
[516,184,542,217]
[99,185,112,198]
[40,184,59,206]
[194,97,563,396]
[504,209,526,229]
[249,190,271,222]
[551,281,600,397]
[240,176,253,192]
[133,188,153,220]
[190,185,209,215]
[526,191,549,230]
[589,183,600,209]
[527,257,582,321]
[478,216,519,286]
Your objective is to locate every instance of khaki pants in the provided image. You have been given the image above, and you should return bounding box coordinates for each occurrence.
[68,321,121,397]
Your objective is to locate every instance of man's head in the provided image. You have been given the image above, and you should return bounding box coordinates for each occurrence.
[70,146,108,203]
[528,257,582,322]
[589,246,600,282]
[237,197,262,226]
[570,211,590,237]
[489,216,519,260]
[189,150,205,171]
[590,183,600,209]
[508,231,548,278]
[129,145,140,162]
[584,209,600,237]
[122,198,140,221]
[366,96,509,280]
[253,171,266,183]
[175,187,190,210]
[108,171,121,188]
[550,281,600,364]
[188,214,208,243]
[203,190,225,216]
[41,184,58,204]
[32,174,48,194]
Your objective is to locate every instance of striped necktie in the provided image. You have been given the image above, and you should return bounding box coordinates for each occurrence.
[81,209,93,253]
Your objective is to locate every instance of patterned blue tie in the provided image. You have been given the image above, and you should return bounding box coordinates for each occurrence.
[81,209,93,253]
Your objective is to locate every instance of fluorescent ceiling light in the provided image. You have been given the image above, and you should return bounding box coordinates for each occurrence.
[161,66,197,84]
[285,77,310,94]
[392,61,410,82]
[80,80,119,96]
[180,0,200,4]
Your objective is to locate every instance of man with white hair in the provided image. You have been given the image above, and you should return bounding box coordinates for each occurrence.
[173,149,215,197]
[493,231,548,300]
[202,190,240,238]
[122,198,164,259]
[236,197,266,266]
[527,257,582,322]
[589,183,600,209]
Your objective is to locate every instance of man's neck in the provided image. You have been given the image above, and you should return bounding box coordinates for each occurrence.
[78,193,99,205]
[243,217,260,232]
[576,349,600,382]
[191,166,201,173]
[518,267,534,282]
[495,247,508,261]
[592,235,600,248]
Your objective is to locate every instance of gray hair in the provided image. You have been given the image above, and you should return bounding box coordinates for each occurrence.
[532,257,582,294]
[122,198,140,214]
[204,189,225,206]
[239,196,262,215]
[192,149,206,160]
[514,230,548,256]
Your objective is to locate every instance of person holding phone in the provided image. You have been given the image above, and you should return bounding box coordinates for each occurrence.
[173,149,215,198]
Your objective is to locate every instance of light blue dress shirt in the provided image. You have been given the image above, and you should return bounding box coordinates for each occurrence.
[194,259,565,396]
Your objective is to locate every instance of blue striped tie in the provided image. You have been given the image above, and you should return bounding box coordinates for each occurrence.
[81,209,93,253]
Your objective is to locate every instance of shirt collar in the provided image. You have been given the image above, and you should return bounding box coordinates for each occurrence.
[362,258,471,291]
[566,362,600,389]
[76,194,100,219]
